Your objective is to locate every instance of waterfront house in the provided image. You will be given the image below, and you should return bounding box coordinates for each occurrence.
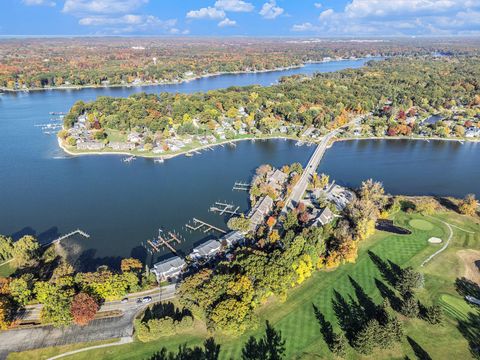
[109,142,135,151]
[267,169,288,192]
[152,146,165,154]
[466,127,480,138]
[127,131,142,144]
[311,207,335,227]
[247,195,274,232]
[191,239,222,260]
[77,141,105,151]
[220,231,245,247]
[152,256,186,282]
[312,183,355,211]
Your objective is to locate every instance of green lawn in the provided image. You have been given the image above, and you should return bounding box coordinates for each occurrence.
[12,210,480,360]
[0,261,15,277]
[8,339,118,360]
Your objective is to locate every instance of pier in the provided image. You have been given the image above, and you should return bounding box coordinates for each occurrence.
[186,218,227,234]
[232,181,251,191]
[210,202,241,217]
[48,229,90,246]
[147,230,181,255]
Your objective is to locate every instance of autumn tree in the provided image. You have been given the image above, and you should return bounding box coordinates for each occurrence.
[415,198,438,215]
[121,258,143,273]
[227,216,251,233]
[70,292,99,326]
[458,194,478,216]
[0,297,13,330]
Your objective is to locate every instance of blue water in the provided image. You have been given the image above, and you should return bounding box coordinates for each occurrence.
[0,58,478,269]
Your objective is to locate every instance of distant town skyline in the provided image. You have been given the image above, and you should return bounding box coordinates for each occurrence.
[1,0,480,37]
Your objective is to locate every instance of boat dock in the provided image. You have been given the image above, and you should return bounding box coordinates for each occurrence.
[232,181,251,191]
[47,229,90,246]
[186,218,226,234]
[210,202,241,217]
[123,155,136,163]
[147,229,182,255]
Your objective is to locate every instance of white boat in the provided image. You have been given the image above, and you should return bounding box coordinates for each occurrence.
[123,156,136,163]
[154,158,164,163]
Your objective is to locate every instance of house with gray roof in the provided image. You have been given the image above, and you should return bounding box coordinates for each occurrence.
[311,207,335,227]
[152,256,186,282]
[191,239,222,260]
[220,231,245,247]
[109,142,135,151]
[247,195,274,232]
[76,141,105,151]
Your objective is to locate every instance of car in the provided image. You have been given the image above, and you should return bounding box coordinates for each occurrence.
[141,296,152,303]
[121,298,128,304]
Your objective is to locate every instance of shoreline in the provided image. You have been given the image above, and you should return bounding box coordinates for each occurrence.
[1,64,306,93]
[57,135,303,160]
[0,57,377,93]
[58,134,480,160]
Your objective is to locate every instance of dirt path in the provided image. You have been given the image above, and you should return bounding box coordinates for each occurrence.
[457,249,480,283]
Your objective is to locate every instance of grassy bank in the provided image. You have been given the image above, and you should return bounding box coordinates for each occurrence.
[9,209,480,359]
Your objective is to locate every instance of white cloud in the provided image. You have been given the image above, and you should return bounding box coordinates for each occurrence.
[314,2,322,9]
[22,0,55,6]
[218,17,237,27]
[259,0,284,19]
[63,0,147,15]
[215,0,254,12]
[344,0,480,18]
[79,14,176,28]
[304,0,480,36]
[186,7,226,20]
[319,8,334,20]
[291,22,320,32]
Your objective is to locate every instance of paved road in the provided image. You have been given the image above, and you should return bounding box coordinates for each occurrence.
[19,285,175,322]
[0,285,176,359]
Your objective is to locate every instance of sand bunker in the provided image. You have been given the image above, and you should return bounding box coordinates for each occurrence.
[457,250,480,284]
[428,237,442,244]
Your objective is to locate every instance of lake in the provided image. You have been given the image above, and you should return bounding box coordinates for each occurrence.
[0,58,478,269]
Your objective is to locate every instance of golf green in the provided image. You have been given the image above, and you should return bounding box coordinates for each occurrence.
[409,219,434,231]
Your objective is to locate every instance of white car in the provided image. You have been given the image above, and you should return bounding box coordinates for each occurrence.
[141,296,152,304]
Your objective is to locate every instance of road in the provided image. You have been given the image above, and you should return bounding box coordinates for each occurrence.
[281,117,362,217]
[0,285,176,359]
[18,285,176,322]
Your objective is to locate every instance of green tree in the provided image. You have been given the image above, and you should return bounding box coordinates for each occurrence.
[0,236,13,261]
[227,216,251,233]
[9,274,33,306]
[12,235,39,268]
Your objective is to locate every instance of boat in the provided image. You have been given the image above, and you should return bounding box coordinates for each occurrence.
[122,155,136,163]
[185,153,194,157]
[154,158,164,163]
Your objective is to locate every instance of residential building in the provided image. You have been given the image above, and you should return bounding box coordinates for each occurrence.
[220,231,245,247]
[77,141,105,151]
[247,195,274,232]
[191,239,222,260]
[311,207,335,227]
[152,256,186,282]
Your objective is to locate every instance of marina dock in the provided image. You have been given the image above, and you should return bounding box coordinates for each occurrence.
[186,218,227,234]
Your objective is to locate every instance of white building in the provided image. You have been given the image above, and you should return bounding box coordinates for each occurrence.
[152,256,186,282]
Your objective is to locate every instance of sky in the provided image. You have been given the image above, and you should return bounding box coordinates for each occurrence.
[1,0,480,37]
